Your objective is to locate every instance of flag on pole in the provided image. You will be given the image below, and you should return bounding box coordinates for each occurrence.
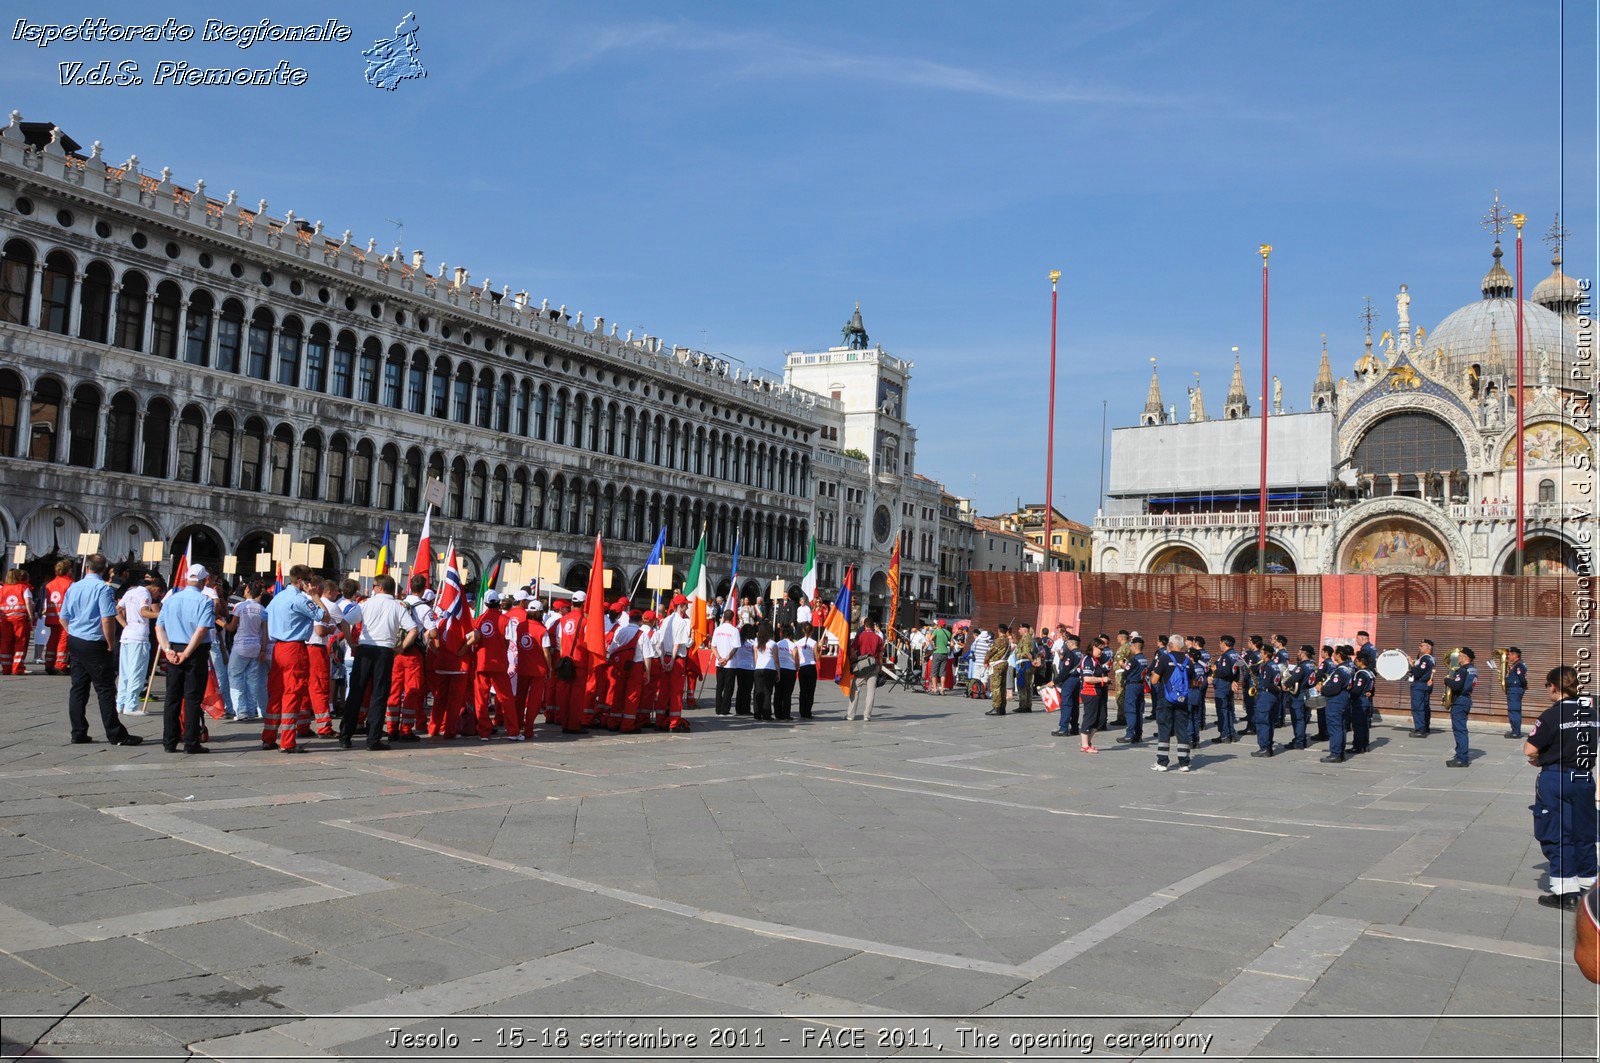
[172,537,193,588]
[412,506,433,588]
[272,561,285,594]
[729,531,741,599]
[375,519,391,576]
[436,542,464,635]
[644,525,667,612]
[477,555,503,607]
[825,566,855,698]
[581,535,607,663]
[686,524,710,647]
[799,536,817,602]
[886,538,902,642]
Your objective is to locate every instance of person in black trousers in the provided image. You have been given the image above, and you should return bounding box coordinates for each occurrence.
[734,623,756,716]
[343,642,395,750]
[60,553,142,748]
[774,623,797,721]
[796,625,819,719]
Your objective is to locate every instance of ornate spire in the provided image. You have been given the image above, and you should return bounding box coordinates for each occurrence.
[1311,335,1336,411]
[1480,191,1515,299]
[1141,358,1165,426]
[1533,213,1581,319]
[1224,350,1249,419]
[1187,374,1206,422]
[1354,296,1381,377]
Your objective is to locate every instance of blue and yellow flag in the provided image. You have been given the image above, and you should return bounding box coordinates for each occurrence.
[375,519,391,576]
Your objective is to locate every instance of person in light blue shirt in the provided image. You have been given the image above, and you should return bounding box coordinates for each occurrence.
[59,554,141,747]
[266,581,321,643]
[155,567,216,754]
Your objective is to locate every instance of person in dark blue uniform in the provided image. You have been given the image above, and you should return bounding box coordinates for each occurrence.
[1443,647,1477,767]
[1240,635,1263,738]
[1408,639,1436,737]
[1270,635,1290,729]
[1525,665,1596,909]
[1288,646,1316,750]
[1116,637,1148,744]
[1357,631,1377,665]
[1185,646,1207,749]
[1076,641,1110,753]
[1310,645,1335,741]
[1250,637,1277,758]
[1050,633,1083,738]
[1350,648,1375,754]
[1504,647,1529,740]
[1319,647,1354,764]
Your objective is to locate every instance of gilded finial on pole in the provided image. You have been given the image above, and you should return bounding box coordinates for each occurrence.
[1258,244,1272,262]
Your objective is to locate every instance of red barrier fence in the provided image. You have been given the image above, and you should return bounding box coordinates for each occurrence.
[971,572,1595,720]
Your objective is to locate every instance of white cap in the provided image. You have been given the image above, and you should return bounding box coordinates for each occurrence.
[511,588,529,602]
[528,599,543,611]
[422,589,436,602]
[572,591,586,603]
[484,589,501,604]
[186,564,208,582]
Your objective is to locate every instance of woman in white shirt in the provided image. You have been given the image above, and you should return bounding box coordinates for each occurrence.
[793,626,819,719]
[731,623,757,716]
[228,581,269,720]
[751,621,778,721]
[774,625,797,721]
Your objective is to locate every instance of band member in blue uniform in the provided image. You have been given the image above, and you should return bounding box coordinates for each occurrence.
[1311,645,1335,741]
[1525,666,1597,909]
[1116,637,1148,744]
[1408,639,1436,737]
[1288,646,1316,750]
[1319,646,1354,764]
[1504,647,1528,740]
[1185,646,1208,750]
[1444,647,1477,767]
[1150,634,1193,772]
[1357,631,1377,665]
[1270,635,1290,729]
[1350,648,1375,754]
[1050,633,1083,738]
[1213,635,1239,743]
[1241,636,1263,737]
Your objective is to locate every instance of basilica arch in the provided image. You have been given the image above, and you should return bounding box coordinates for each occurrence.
[1226,537,1299,574]
[1338,390,1480,472]
[1498,532,1584,576]
[1327,497,1467,576]
[1145,542,1208,574]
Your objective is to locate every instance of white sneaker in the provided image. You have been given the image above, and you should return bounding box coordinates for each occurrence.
[508,734,525,742]
[1178,763,1192,773]
[1151,763,1170,772]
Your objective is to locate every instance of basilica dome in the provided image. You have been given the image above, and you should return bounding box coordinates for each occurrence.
[1421,245,1577,391]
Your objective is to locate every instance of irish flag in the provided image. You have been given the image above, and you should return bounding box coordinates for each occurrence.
[685,524,710,646]
[799,535,817,602]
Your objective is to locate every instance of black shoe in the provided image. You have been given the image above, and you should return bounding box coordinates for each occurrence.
[367,741,390,751]
[338,737,353,750]
[393,731,421,743]
[1319,754,1345,764]
[1050,730,1070,737]
[283,745,306,754]
[1445,758,1469,768]
[1250,748,1274,758]
[984,708,1006,716]
[1504,731,1524,739]
[183,745,210,754]
[1115,735,1137,744]
[1290,741,1307,750]
[1539,892,1582,911]
[1241,726,1257,735]
[70,735,96,744]
[1014,707,1032,713]
[110,733,143,746]
[1310,733,1330,742]
[1407,729,1422,737]
[162,745,179,753]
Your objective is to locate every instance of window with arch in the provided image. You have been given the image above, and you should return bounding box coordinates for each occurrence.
[215,299,244,374]
[475,370,493,430]
[331,333,355,398]
[352,440,374,506]
[268,424,294,496]
[407,353,427,415]
[304,323,329,392]
[0,240,33,325]
[0,370,23,456]
[514,380,531,436]
[453,365,472,424]
[431,357,451,418]
[142,398,173,478]
[551,389,567,445]
[326,435,349,502]
[26,377,62,461]
[468,462,488,522]
[114,270,147,350]
[276,316,303,386]
[1351,412,1467,497]
[151,281,182,359]
[534,385,550,441]
[1538,479,1555,504]
[39,251,74,334]
[68,384,100,467]
[383,346,405,409]
[510,469,528,526]
[357,340,380,404]
[106,392,137,473]
[238,417,267,491]
[208,413,234,487]
[402,448,422,511]
[494,374,511,433]
[448,457,466,518]
[79,262,112,343]
[246,307,274,379]
[377,445,398,510]
[184,290,213,366]
[176,405,204,482]
[299,430,323,500]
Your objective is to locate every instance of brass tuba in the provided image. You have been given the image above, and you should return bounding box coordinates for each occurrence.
[1494,648,1512,691]
[1442,647,1464,707]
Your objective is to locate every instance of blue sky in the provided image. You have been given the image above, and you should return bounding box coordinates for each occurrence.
[4,1,1594,521]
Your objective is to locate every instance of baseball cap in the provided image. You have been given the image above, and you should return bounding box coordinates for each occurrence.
[422,588,436,602]
[571,591,585,603]
[186,564,208,582]
[670,593,688,607]
[610,596,630,611]
[642,610,658,623]
[528,599,543,611]
[511,589,529,602]
[484,589,501,604]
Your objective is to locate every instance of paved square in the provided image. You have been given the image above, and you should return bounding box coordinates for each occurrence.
[1,673,1594,1062]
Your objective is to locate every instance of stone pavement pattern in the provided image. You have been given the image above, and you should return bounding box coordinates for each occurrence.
[0,673,1595,1062]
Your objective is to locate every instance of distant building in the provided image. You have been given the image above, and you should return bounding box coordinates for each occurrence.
[989,503,1093,572]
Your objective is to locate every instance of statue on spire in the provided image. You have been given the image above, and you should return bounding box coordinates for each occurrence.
[841,301,869,350]
[1187,374,1206,422]
[1141,358,1165,426]
[1395,285,1411,353]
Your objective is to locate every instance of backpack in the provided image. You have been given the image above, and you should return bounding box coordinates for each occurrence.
[1162,651,1190,704]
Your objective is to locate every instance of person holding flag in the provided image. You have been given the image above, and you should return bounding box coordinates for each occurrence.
[797,535,817,627]
[411,508,432,589]
[885,540,902,644]
[426,546,470,738]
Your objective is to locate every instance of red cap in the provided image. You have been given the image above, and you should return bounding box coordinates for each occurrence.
[937,618,947,627]
[670,593,689,607]
[642,610,658,623]
[611,596,630,611]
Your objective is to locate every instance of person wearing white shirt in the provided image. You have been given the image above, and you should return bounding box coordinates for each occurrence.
[229,582,269,720]
[604,609,656,733]
[794,627,820,718]
[115,576,162,714]
[710,616,741,717]
[774,626,798,721]
[731,623,757,716]
[339,576,415,751]
[751,622,779,721]
[654,595,694,731]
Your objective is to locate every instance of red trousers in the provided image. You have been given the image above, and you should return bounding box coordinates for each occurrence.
[45,622,68,670]
[1,616,29,675]
[553,664,590,730]
[609,661,647,733]
[305,643,332,732]
[514,670,546,737]
[428,670,466,737]
[656,657,687,729]
[389,653,426,733]
[475,669,516,735]
[588,661,610,726]
[265,641,310,750]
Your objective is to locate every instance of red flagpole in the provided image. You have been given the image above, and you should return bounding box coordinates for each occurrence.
[1258,245,1272,576]
[1512,213,1526,575]
[1045,270,1061,572]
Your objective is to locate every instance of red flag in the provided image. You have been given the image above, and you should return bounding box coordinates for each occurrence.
[436,545,465,636]
[172,537,193,588]
[412,506,433,588]
[581,535,607,663]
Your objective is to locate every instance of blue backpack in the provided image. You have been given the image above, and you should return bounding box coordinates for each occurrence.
[1162,651,1190,704]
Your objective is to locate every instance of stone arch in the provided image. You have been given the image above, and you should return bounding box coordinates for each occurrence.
[19,502,91,558]
[100,511,162,564]
[1337,390,1479,469]
[1226,536,1299,574]
[1330,498,1465,575]
[1497,420,1593,470]
[1143,541,1209,574]
[169,523,227,573]
[1497,532,1584,576]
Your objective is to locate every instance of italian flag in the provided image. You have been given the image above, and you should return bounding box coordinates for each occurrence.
[799,535,817,602]
[686,524,710,646]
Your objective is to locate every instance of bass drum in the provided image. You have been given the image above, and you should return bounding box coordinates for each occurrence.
[1376,649,1410,682]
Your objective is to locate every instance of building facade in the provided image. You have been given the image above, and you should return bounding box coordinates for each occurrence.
[1095,222,1593,577]
[0,113,964,612]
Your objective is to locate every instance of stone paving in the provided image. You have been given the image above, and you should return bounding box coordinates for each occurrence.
[0,671,1595,1062]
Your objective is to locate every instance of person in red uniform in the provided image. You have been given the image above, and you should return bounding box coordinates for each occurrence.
[588,597,627,726]
[606,608,654,733]
[551,593,590,734]
[506,591,551,740]
[1,568,35,676]
[426,591,469,738]
[43,560,74,675]
[388,574,432,741]
[468,590,517,740]
[656,596,694,731]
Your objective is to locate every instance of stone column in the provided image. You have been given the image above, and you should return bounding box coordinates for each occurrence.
[67,273,84,337]
[175,300,189,362]
[108,284,122,345]
[13,385,30,459]
[94,404,109,470]
[140,292,155,354]
[1387,473,1401,495]
[1416,471,1429,502]
[132,410,147,475]
[26,263,42,329]
[266,325,281,384]
[55,393,72,463]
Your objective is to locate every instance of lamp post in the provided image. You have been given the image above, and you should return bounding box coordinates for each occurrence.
[1512,212,1526,577]
[1044,269,1061,573]
[1257,245,1272,577]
